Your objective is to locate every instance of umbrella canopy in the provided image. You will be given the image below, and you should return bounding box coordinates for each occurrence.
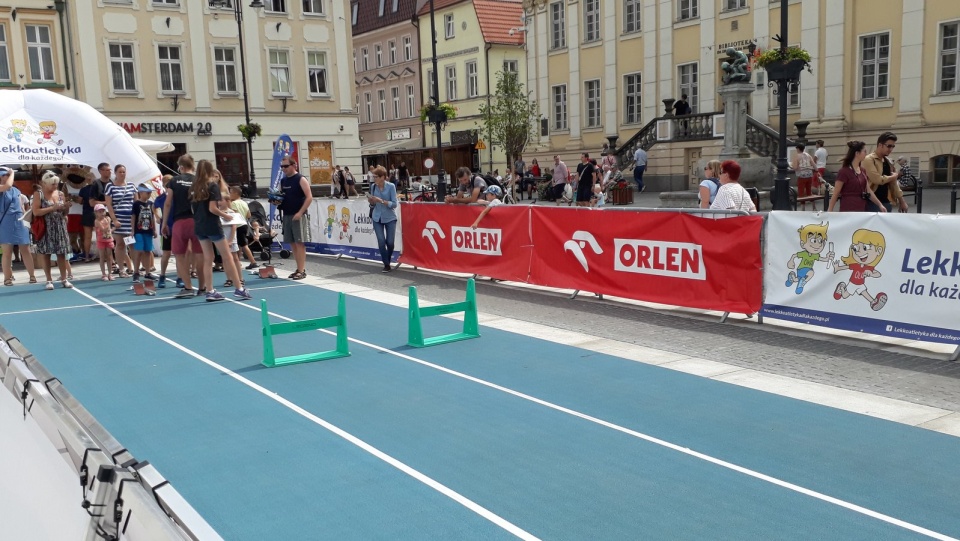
[0,89,161,187]
[133,138,175,155]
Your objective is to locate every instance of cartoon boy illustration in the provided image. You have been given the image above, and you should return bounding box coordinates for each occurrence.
[7,119,27,142]
[36,120,63,146]
[785,222,833,294]
[324,204,336,238]
[339,207,351,242]
[833,228,887,311]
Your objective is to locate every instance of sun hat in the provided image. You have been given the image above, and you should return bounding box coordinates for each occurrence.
[94,204,107,212]
[137,183,155,193]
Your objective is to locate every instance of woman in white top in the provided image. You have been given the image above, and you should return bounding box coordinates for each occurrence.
[710,160,756,212]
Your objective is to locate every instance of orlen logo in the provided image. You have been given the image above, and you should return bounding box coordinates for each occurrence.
[564,231,603,272]
[421,221,445,253]
[451,226,501,255]
[614,239,705,280]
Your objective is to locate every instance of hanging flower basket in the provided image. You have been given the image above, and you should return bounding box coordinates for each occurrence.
[237,122,262,141]
[754,46,811,81]
[419,102,458,124]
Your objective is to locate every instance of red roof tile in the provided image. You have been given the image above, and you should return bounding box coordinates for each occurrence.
[416,0,470,17]
[474,0,524,46]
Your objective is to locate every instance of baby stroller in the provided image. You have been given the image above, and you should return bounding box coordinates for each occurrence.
[247,200,284,278]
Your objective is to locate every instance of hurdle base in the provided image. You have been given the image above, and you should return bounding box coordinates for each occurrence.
[263,349,350,368]
[409,331,479,348]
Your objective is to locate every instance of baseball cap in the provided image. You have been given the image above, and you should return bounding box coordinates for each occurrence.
[0,166,11,177]
[94,204,107,212]
[483,185,502,197]
[137,183,155,193]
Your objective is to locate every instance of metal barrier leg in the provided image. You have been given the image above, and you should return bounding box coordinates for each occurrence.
[720,312,729,323]
[569,290,580,300]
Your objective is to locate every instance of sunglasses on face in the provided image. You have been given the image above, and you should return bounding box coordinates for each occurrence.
[884,144,896,149]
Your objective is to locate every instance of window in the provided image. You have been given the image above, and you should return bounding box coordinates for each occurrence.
[939,22,959,94]
[307,51,328,95]
[678,0,698,21]
[677,62,698,113]
[353,49,356,72]
[26,25,56,83]
[361,47,369,71]
[378,0,385,16]
[550,2,565,50]
[403,36,412,61]
[158,46,184,93]
[364,92,372,122]
[352,2,358,25]
[503,60,518,74]
[392,0,398,11]
[375,44,382,68]
[303,0,324,15]
[388,41,396,65]
[860,33,889,100]
[724,0,745,10]
[109,43,136,92]
[268,49,291,95]
[584,79,601,128]
[466,61,478,98]
[624,73,641,124]
[584,0,600,42]
[154,0,179,5]
[444,14,455,39]
[208,0,233,7]
[426,69,434,100]
[624,0,641,33]
[265,0,287,13]
[932,155,960,184]
[445,65,457,100]
[391,86,400,118]
[214,47,237,93]
[406,84,415,117]
[0,24,10,82]
[378,89,386,121]
[552,84,567,130]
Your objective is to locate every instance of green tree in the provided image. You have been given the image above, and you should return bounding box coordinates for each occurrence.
[478,71,539,167]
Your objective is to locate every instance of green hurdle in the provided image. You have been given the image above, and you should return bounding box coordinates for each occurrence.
[261,294,350,367]
[408,278,480,347]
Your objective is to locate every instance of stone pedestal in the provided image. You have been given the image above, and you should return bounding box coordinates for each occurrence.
[717,82,755,161]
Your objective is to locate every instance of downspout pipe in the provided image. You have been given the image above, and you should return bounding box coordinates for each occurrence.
[484,43,492,173]
[411,13,425,149]
[54,0,76,96]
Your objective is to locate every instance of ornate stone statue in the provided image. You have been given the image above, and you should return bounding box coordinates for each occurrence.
[721,47,752,84]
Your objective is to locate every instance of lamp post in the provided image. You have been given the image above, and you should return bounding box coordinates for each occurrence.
[211,0,263,196]
[772,3,791,211]
[427,0,446,198]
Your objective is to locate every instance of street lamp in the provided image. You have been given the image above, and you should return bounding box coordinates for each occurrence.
[771,4,792,211]
[211,0,264,195]
[427,0,446,198]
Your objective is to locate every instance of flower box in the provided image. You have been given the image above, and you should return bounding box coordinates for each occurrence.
[763,58,807,82]
[610,186,634,205]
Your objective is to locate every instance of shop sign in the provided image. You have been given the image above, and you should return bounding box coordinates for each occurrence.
[118,121,213,136]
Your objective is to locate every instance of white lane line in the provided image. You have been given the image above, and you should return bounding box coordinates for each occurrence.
[238,297,959,541]
[0,296,163,316]
[68,286,540,541]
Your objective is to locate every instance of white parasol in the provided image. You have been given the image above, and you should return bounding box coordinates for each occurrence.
[0,89,161,188]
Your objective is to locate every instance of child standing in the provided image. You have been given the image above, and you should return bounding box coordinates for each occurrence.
[131,184,157,283]
[94,204,115,281]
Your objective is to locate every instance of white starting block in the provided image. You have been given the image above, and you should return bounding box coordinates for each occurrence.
[132,279,156,296]
[257,265,278,279]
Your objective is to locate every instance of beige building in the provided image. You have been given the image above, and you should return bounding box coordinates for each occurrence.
[0,3,71,92]
[522,0,960,189]
[12,0,359,190]
[414,0,526,176]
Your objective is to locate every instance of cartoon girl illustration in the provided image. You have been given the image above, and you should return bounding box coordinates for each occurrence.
[785,222,833,294]
[833,228,887,311]
[325,204,336,238]
[7,119,27,142]
[339,207,351,242]
[36,121,63,146]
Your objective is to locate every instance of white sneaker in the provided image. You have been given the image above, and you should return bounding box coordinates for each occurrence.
[45,281,54,290]
[62,280,73,289]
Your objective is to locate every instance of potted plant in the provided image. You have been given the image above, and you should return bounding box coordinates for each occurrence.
[753,46,811,81]
[419,102,458,125]
[237,122,262,141]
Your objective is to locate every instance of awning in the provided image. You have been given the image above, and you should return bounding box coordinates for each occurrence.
[360,138,419,156]
[132,138,175,155]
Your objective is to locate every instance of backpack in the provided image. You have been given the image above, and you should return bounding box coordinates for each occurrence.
[482,174,501,190]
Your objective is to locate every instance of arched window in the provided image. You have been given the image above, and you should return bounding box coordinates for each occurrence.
[931,155,960,184]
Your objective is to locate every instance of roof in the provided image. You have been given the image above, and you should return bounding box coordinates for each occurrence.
[353,0,421,36]
[416,0,470,17]
[473,0,524,46]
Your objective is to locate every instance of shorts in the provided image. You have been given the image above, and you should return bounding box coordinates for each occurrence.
[850,283,868,296]
[197,232,225,242]
[97,238,115,250]
[282,213,310,244]
[67,214,82,234]
[81,213,95,228]
[236,225,249,247]
[171,218,202,255]
[133,232,154,253]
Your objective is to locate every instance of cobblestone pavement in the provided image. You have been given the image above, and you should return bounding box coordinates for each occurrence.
[302,257,960,413]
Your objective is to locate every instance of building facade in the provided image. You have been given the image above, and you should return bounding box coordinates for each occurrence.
[352,0,425,173]
[523,0,960,188]
[57,0,358,189]
[0,3,72,92]
[414,0,526,176]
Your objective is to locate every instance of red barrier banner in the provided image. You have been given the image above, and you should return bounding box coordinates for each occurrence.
[399,203,532,282]
[529,208,763,313]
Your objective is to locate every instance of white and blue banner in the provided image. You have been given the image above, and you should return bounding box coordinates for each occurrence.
[762,211,960,345]
[276,198,402,263]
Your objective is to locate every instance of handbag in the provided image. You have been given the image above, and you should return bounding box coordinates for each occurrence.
[31,214,46,241]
